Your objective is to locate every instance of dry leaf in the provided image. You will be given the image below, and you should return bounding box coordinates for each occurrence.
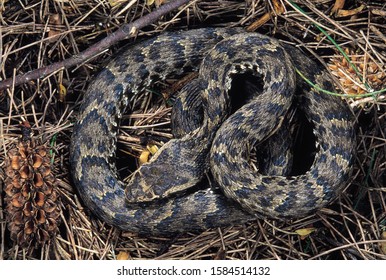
[147,0,166,7]
[139,150,151,165]
[295,227,316,239]
[336,5,365,17]
[116,251,130,260]
[59,84,67,102]
[109,0,123,7]
[48,14,61,42]
[139,144,159,165]
[331,0,345,15]
[372,9,386,16]
[246,0,284,31]
[246,13,271,32]
[147,144,159,155]
[380,231,386,255]
[272,0,285,14]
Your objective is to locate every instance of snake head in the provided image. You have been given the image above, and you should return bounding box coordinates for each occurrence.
[125,138,206,204]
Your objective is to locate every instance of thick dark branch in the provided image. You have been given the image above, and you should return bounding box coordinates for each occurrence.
[0,0,192,91]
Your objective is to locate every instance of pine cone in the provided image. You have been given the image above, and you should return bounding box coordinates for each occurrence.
[328,48,385,96]
[4,122,61,247]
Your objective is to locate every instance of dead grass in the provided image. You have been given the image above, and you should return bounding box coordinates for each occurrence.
[0,0,385,259]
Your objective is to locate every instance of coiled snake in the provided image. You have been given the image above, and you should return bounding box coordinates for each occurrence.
[69,28,355,235]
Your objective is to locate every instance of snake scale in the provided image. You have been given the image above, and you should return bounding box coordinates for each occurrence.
[69,28,355,235]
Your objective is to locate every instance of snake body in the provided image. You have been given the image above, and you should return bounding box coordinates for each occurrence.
[69,28,355,235]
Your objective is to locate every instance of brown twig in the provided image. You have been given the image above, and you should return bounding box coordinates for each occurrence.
[0,0,192,91]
